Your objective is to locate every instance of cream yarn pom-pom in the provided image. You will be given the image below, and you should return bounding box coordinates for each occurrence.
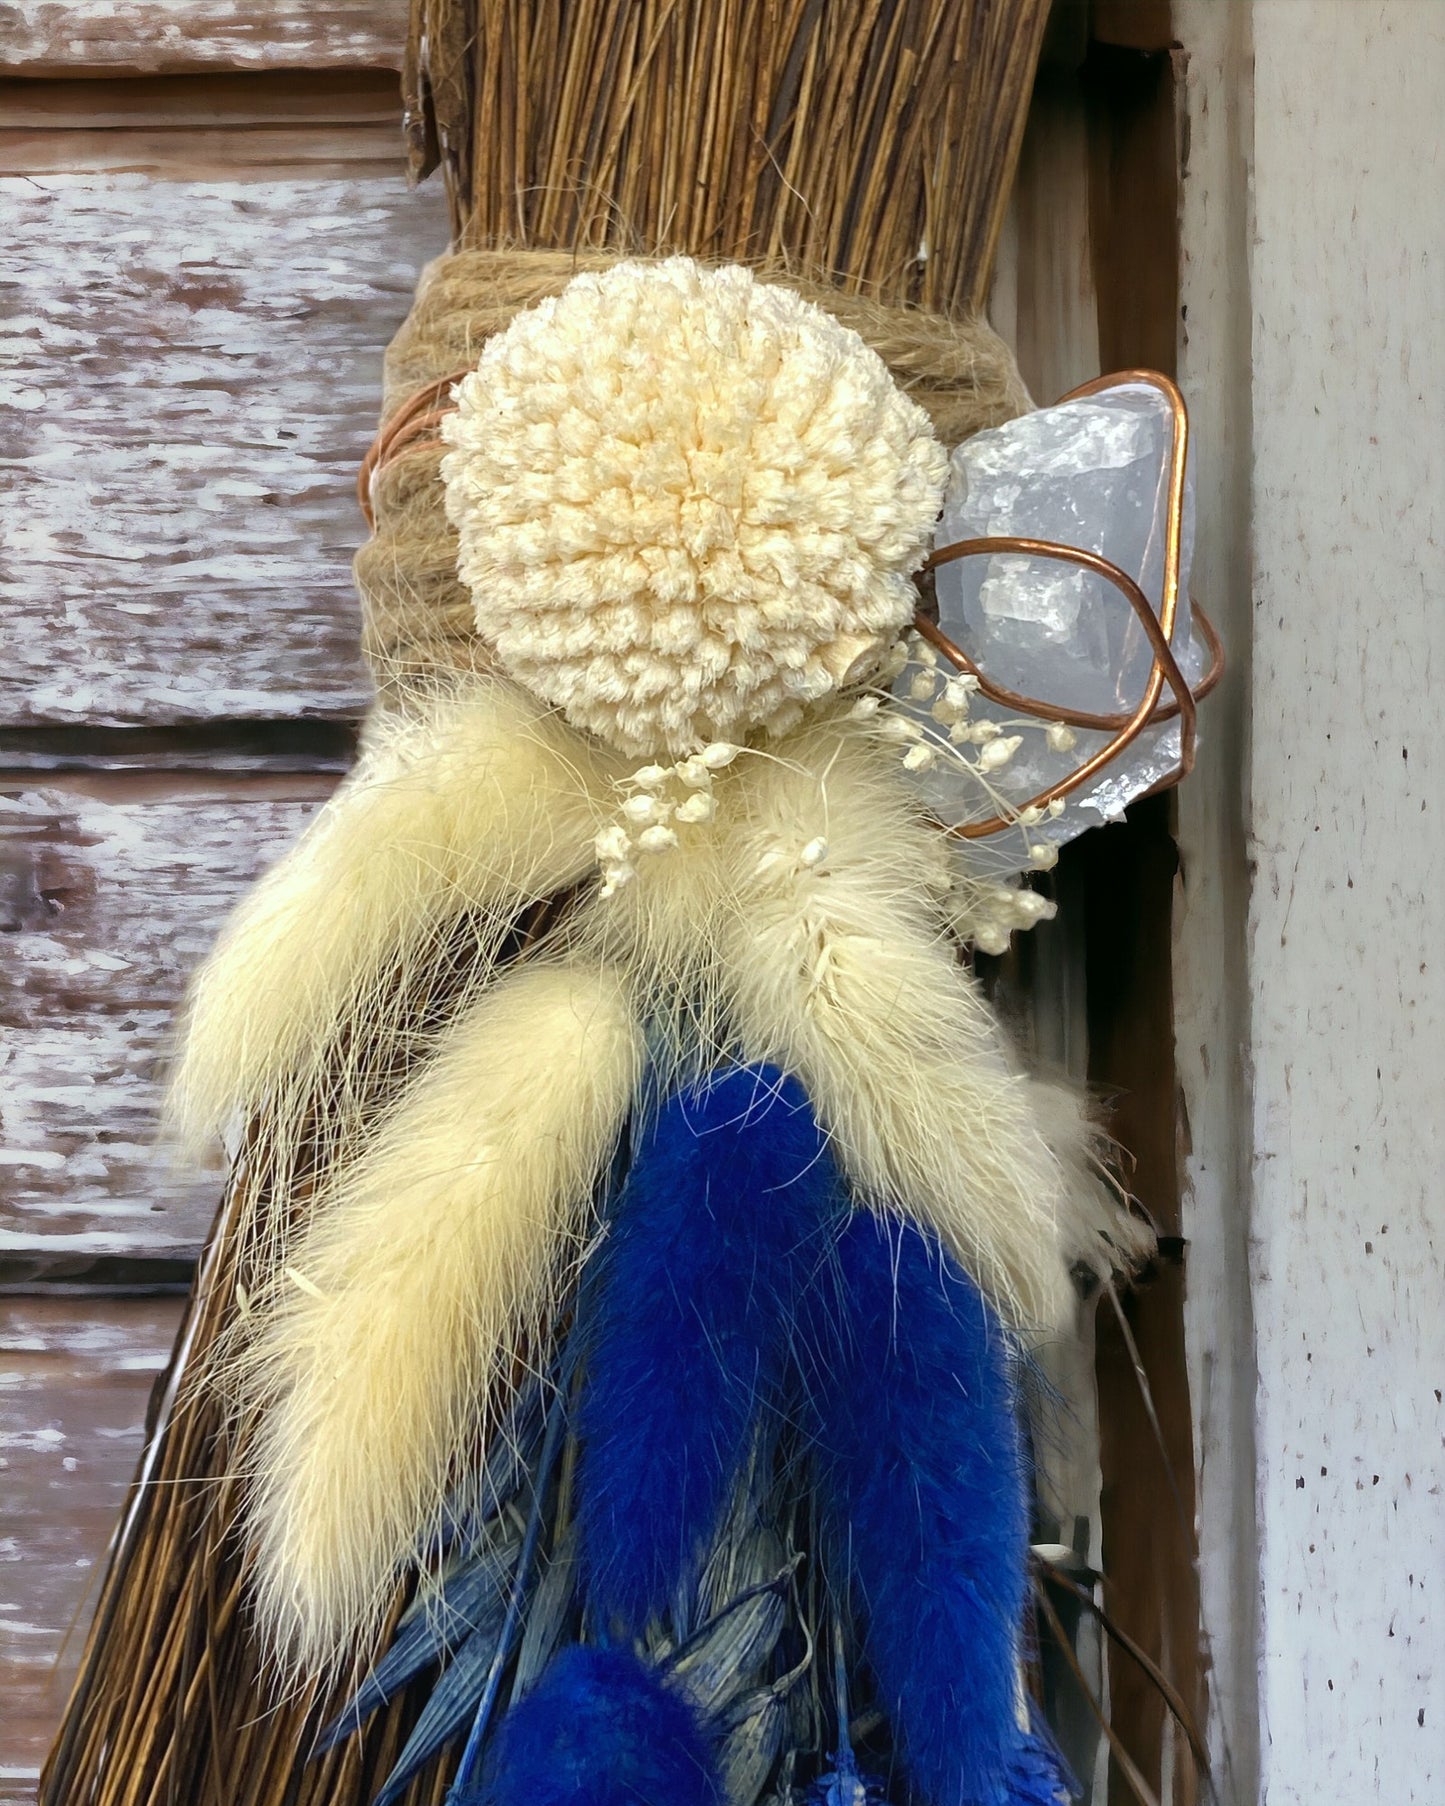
[441,258,948,758]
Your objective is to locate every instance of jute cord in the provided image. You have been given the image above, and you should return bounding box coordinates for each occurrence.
[354,248,1033,708]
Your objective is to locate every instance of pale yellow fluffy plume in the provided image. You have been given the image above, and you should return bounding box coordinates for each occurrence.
[236,960,643,1675]
[718,715,1080,1329]
[570,708,1140,1329]
[166,677,621,1179]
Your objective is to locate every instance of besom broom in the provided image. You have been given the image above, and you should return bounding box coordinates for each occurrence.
[39,6,1169,1802]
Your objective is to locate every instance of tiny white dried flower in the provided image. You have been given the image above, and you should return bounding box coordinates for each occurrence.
[673,791,715,824]
[971,719,1001,742]
[676,756,713,789]
[622,793,669,825]
[1018,805,1044,827]
[630,763,671,787]
[974,924,1011,956]
[1012,890,1054,923]
[800,836,829,868]
[913,639,939,669]
[902,742,937,771]
[945,673,980,701]
[637,823,679,854]
[908,670,937,702]
[978,734,1022,771]
[848,694,881,719]
[948,721,972,744]
[931,697,964,727]
[599,861,636,897]
[1048,797,1067,818]
[1046,721,1078,753]
[881,641,910,678]
[699,742,740,770]
[1030,841,1060,870]
[879,713,923,742]
[594,824,633,862]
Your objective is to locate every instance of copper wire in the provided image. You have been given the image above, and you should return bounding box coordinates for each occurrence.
[355,365,1222,838]
[913,371,1223,839]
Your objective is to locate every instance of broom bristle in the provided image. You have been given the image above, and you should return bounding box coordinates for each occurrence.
[407,0,1050,314]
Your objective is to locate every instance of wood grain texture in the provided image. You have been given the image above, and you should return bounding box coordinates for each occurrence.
[0,1,409,75]
[1079,37,1205,1806]
[0,1296,184,1801]
[0,781,331,1264]
[1,157,449,725]
[1170,4,1261,1796]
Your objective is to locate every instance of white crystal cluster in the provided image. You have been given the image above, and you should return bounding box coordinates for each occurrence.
[893,380,1207,877]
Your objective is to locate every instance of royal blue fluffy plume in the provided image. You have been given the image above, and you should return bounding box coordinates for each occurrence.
[797,1210,1036,1806]
[1006,1731,1075,1804]
[576,1067,842,1632]
[466,1645,724,1806]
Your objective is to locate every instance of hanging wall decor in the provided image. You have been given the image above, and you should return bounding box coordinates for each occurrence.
[43,8,1218,1806]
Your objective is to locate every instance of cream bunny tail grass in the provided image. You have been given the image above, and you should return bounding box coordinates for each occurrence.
[716,714,1083,1331]
[166,678,621,1182]
[233,960,643,1677]
[1018,1072,1157,1285]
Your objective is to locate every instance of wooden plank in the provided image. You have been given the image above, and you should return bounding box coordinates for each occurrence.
[0,1,409,76]
[0,779,332,1265]
[0,70,407,132]
[1170,3,1260,1795]
[0,154,450,726]
[0,1296,184,1801]
[0,74,418,178]
[1078,30,1206,1806]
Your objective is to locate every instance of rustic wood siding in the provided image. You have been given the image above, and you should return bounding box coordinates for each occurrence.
[0,119,448,725]
[1,783,330,1264]
[1,2,410,75]
[0,1298,185,1800]
[0,10,431,1792]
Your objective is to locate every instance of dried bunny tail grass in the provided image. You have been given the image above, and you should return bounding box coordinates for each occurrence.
[1017,1072,1158,1285]
[165,677,623,1187]
[715,709,1077,1330]
[566,704,1128,1329]
[235,960,644,1679]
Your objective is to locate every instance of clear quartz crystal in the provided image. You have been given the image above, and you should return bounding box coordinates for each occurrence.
[895,380,1206,876]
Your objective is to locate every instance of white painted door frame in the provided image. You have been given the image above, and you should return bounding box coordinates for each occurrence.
[1174,4,1443,1802]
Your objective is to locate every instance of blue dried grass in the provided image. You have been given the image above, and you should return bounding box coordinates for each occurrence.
[464,1645,724,1806]
[576,1067,842,1633]
[797,1210,1037,1806]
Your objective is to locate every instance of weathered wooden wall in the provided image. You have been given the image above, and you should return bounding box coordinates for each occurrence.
[1,2,409,74]
[0,8,447,1793]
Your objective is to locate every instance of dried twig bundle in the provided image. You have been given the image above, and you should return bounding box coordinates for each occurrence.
[407,0,1048,315]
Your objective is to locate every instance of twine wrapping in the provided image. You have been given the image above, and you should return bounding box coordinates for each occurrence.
[354,248,1033,707]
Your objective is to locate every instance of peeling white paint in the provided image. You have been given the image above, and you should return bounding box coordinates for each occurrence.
[1,167,449,724]
[1,783,332,1254]
[0,1,409,73]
